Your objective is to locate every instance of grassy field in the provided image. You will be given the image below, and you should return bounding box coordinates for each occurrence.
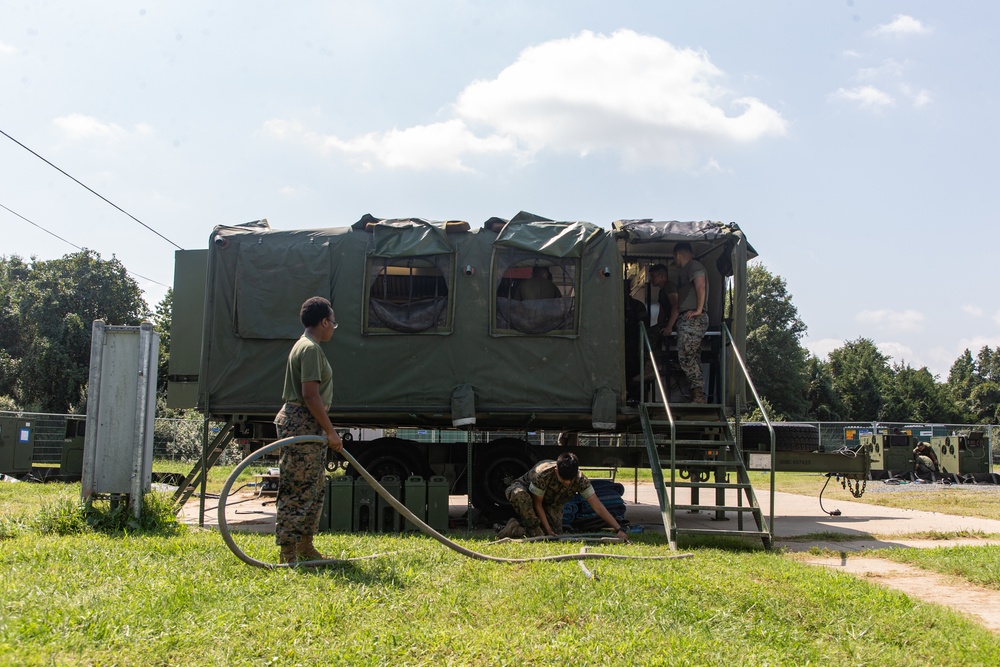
[2,481,1000,665]
[874,544,1000,590]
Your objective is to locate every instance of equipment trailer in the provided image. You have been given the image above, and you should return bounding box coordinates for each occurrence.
[168,212,866,547]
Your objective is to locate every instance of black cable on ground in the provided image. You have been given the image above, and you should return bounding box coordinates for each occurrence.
[218,435,693,569]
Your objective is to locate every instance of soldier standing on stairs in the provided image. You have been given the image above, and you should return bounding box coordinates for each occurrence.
[672,242,709,404]
[273,296,344,564]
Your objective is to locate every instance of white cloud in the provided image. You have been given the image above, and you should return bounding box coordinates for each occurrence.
[960,335,1000,355]
[456,30,787,162]
[52,113,154,142]
[804,337,843,360]
[262,118,519,173]
[872,15,932,37]
[830,85,894,110]
[876,341,913,362]
[962,304,983,317]
[901,85,932,108]
[263,29,787,172]
[855,59,906,81]
[856,308,925,332]
[0,40,16,55]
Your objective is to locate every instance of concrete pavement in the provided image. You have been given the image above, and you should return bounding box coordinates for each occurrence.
[179,479,1000,551]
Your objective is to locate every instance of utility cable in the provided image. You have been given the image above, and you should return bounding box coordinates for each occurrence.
[217,435,694,569]
[1,201,171,288]
[0,128,183,250]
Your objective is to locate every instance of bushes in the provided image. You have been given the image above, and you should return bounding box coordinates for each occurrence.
[3,492,184,539]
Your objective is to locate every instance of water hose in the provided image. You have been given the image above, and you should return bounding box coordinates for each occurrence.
[218,435,692,569]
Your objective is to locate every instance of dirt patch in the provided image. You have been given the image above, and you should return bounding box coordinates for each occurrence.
[803,555,1000,633]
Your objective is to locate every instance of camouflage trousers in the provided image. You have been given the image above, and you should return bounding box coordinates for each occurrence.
[506,483,564,535]
[274,403,327,547]
[676,313,709,393]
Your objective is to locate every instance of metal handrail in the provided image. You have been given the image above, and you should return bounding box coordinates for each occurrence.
[721,322,775,538]
[637,325,678,547]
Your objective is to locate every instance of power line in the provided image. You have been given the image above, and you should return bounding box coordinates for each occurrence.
[1,201,172,289]
[0,127,184,250]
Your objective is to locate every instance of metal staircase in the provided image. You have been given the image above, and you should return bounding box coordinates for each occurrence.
[638,325,774,550]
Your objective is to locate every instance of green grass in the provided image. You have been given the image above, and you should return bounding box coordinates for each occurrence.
[2,530,1000,666]
[3,482,1000,664]
[872,544,1000,590]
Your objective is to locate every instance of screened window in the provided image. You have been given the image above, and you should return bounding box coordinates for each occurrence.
[365,255,452,333]
[493,251,578,335]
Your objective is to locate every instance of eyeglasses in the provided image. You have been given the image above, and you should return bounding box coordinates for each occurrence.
[327,317,338,329]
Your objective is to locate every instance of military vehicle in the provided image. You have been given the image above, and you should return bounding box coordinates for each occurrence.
[168,212,865,547]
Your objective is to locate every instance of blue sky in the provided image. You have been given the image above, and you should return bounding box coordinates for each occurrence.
[3,2,997,379]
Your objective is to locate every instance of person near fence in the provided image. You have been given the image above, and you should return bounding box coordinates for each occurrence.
[497,452,628,541]
[273,296,343,564]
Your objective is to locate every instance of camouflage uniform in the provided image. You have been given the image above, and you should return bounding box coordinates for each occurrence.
[505,460,594,535]
[274,403,327,547]
[676,312,709,395]
[674,258,709,397]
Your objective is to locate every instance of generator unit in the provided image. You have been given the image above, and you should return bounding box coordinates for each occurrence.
[861,433,915,473]
[931,432,991,475]
[0,417,34,476]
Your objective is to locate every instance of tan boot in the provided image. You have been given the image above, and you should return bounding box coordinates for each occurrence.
[496,518,526,539]
[691,387,707,404]
[296,535,325,561]
[279,544,297,564]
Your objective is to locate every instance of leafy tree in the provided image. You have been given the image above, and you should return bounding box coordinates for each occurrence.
[947,346,1000,424]
[827,338,891,421]
[804,356,845,421]
[0,250,148,412]
[745,263,809,419]
[881,363,962,423]
[152,289,173,393]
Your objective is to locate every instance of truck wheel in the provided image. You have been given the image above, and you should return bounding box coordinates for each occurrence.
[344,437,431,481]
[469,439,534,523]
[740,423,819,452]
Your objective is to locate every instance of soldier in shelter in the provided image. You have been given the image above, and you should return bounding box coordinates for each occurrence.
[671,242,709,403]
[496,452,628,541]
[273,296,344,564]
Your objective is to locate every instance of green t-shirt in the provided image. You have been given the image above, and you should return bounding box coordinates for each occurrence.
[281,333,333,407]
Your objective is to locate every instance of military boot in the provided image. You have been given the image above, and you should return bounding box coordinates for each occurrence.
[691,387,707,404]
[279,544,297,564]
[496,517,526,539]
[296,535,325,561]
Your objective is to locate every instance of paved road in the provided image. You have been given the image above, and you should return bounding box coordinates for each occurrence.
[180,479,1000,550]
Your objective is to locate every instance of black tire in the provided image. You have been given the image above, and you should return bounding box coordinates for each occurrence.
[469,439,535,523]
[344,437,432,482]
[741,422,818,452]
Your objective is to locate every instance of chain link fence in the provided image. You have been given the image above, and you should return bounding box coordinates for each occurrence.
[5,411,996,468]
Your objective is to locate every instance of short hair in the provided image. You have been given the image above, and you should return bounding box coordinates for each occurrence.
[556,451,580,480]
[673,242,693,256]
[300,296,333,328]
[532,266,552,280]
[649,264,669,277]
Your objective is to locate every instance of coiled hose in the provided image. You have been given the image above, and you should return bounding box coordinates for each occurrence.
[218,435,691,569]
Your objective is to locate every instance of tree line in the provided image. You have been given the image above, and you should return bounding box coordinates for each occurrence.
[746,263,997,425]
[1,251,995,426]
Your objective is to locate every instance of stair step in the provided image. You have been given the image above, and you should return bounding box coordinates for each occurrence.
[669,481,752,489]
[674,505,760,513]
[675,528,771,538]
[648,420,727,428]
[660,459,734,467]
[653,439,735,447]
